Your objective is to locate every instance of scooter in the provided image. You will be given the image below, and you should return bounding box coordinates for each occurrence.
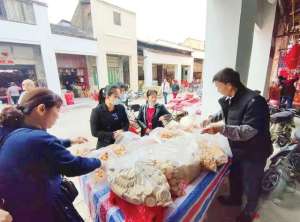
[262,129,300,200]
[127,104,141,135]
[270,111,295,148]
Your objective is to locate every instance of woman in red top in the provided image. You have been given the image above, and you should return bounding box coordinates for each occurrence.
[137,90,170,136]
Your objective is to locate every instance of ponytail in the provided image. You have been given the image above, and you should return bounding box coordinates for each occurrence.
[98,85,120,105]
[98,88,106,104]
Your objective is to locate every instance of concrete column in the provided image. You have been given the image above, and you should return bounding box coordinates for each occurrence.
[40,45,61,94]
[175,64,182,83]
[144,55,153,86]
[96,52,108,88]
[33,3,61,95]
[129,55,139,90]
[248,0,277,96]
[188,63,194,82]
[202,0,257,117]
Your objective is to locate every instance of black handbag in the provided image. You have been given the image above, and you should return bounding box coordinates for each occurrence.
[60,178,78,203]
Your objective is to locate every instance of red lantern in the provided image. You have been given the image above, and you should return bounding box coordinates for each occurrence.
[64,91,74,105]
[284,44,300,70]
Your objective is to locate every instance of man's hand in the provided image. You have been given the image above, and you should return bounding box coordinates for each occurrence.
[0,209,12,222]
[201,122,225,134]
[70,137,88,145]
[200,118,211,128]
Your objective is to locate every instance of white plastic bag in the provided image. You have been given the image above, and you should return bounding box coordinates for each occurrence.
[108,160,172,207]
[114,131,141,146]
[194,133,232,158]
[107,133,203,200]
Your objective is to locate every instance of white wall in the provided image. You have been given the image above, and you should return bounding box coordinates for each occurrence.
[51,34,97,56]
[91,0,138,89]
[202,0,242,117]
[0,2,61,94]
[143,49,194,86]
[0,1,100,95]
[202,0,257,117]
[248,0,277,95]
[144,49,194,66]
[0,20,41,45]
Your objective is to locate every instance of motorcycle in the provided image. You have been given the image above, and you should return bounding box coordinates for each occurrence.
[270,111,295,148]
[126,104,141,135]
[127,90,144,102]
[262,129,300,200]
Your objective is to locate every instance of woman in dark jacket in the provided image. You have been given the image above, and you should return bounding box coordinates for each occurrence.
[171,79,180,99]
[137,89,170,136]
[0,88,101,222]
[90,85,129,148]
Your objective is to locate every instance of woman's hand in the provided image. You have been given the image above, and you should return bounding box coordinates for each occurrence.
[145,128,151,135]
[70,137,88,145]
[159,114,171,122]
[113,130,124,140]
[0,209,12,222]
[158,116,165,122]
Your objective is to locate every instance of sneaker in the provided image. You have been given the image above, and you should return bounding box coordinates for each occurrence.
[217,195,242,206]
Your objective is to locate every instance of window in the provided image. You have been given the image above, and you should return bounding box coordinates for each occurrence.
[0,0,6,18]
[138,66,144,81]
[113,11,121,26]
[1,0,35,24]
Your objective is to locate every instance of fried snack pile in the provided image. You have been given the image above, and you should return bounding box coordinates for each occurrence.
[197,138,228,172]
[108,161,172,207]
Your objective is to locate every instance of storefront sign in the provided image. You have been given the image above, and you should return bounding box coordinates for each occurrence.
[0,51,14,65]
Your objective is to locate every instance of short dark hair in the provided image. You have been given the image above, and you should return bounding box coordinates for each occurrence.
[120,84,128,90]
[212,68,243,88]
[146,89,158,97]
[106,85,119,97]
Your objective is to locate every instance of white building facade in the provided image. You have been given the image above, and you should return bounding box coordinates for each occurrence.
[72,0,138,90]
[138,40,194,87]
[0,0,98,95]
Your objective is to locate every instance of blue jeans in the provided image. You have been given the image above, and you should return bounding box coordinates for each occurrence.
[281,96,293,109]
[163,92,168,104]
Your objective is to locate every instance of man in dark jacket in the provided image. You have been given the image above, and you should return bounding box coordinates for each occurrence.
[202,68,273,222]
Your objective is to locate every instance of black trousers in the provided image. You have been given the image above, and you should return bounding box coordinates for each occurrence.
[229,158,267,214]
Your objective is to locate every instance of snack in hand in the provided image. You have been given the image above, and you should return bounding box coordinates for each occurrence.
[113,144,126,156]
[100,152,109,161]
